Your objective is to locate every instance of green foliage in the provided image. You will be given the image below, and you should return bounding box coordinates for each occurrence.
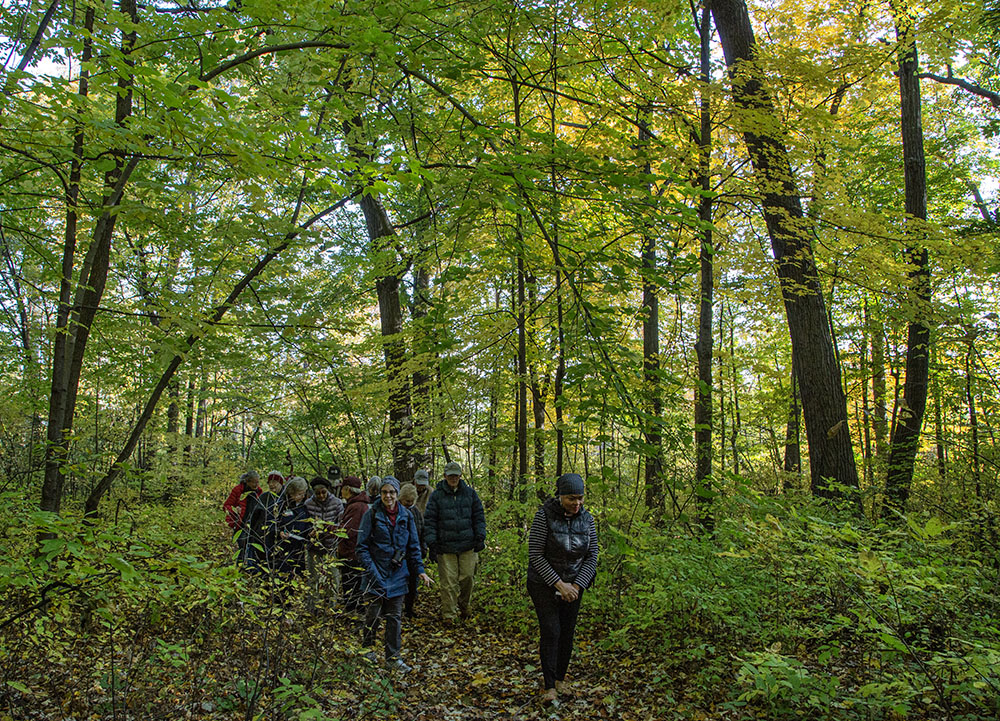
[489,487,1000,720]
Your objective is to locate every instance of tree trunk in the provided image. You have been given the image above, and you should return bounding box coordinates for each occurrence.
[711,0,859,500]
[41,0,139,514]
[866,298,889,464]
[783,365,802,487]
[184,376,194,457]
[718,299,727,475]
[358,192,416,484]
[639,111,664,515]
[885,4,932,514]
[694,5,715,531]
[728,306,741,475]
[932,350,946,480]
[167,380,180,455]
[964,327,982,501]
[410,259,434,471]
[516,250,529,502]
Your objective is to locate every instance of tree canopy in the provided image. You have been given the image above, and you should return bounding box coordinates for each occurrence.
[1,0,999,717]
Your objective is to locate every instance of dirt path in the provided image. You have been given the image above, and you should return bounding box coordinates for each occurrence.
[323,608,664,721]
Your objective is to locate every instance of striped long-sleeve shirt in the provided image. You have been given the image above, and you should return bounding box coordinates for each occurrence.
[527,501,599,589]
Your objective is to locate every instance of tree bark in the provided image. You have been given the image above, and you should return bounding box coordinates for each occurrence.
[358,192,416,484]
[516,248,529,502]
[884,3,932,514]
[410,258,434,471]
[711,0,859,500]
[867,298,889,462]
[41,0,139,514]
[638,111,664,514]
[783,366,802,485]
[694,5,715,530]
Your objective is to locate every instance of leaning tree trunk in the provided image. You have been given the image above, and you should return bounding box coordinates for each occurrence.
[884,3,932,515]
[711,0,859,501]
[83,197,351,515]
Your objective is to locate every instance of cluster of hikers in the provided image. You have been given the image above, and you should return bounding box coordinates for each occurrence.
[223,462,598,703]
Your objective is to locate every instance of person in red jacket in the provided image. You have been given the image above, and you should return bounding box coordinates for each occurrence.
[338,475,370,612]
[223,471,262,563]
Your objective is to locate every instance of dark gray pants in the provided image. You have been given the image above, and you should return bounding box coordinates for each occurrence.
[363,593,404,661]
[528,579,582,690]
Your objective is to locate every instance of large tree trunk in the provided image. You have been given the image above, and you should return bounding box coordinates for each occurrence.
[358,192,416,484]
[711,0,859,500]
[884,4,932,514]
[693,5,715,530]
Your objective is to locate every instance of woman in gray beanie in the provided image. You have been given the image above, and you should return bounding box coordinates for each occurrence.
[526,473,598,703]
[356,476,431,672]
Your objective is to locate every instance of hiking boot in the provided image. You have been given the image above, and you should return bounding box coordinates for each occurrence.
[362,650,378,664]
[555,680,571,696]
[388,658,412,674]
[539,688,557,705]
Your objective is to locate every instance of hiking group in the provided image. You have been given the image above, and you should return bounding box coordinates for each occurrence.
[223,462,598,703]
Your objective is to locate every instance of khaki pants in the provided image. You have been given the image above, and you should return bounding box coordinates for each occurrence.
[437,550,478,619]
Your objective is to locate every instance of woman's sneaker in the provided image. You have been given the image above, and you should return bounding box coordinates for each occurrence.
[389,658,412,674]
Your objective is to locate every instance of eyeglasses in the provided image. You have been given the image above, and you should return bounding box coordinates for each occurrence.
[380,489,398,496]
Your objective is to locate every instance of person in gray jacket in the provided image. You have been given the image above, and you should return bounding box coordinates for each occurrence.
[424,461,486,622]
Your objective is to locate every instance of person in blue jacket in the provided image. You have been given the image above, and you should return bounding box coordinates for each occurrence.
[356,476,432,672]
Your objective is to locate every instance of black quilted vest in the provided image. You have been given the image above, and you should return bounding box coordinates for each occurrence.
[529,498,593,584]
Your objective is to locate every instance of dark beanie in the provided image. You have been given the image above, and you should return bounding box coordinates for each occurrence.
[311,476,333,491]
[556,473,585,496]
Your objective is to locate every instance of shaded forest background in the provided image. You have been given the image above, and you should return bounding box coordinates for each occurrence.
[1,0,999,718]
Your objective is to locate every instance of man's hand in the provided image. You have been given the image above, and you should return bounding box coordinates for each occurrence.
[419,572,434,586]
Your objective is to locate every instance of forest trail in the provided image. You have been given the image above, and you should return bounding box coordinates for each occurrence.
[315,601,674,721]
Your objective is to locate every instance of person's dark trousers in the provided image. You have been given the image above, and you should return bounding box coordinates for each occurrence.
[362,593,405,661]
[404,561,419,617]
[527,579,582,690]
[341,563,364,611]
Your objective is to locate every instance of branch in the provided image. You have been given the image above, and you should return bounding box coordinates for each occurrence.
[199,41,348,83]
[12,0,61,74]
[83,194,354,516]
[397,63,491,132]
[917,71,1000,108]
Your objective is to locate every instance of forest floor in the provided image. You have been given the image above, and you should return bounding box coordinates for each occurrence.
[279,588,717,721]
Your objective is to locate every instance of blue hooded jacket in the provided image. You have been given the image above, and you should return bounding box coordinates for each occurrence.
[356,500,424,598]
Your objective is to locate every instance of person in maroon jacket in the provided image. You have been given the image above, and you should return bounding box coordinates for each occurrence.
[337,475,369,612]
[223,470,262,563]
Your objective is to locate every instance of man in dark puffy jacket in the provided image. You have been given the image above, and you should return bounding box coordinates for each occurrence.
[424,461,486,622]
